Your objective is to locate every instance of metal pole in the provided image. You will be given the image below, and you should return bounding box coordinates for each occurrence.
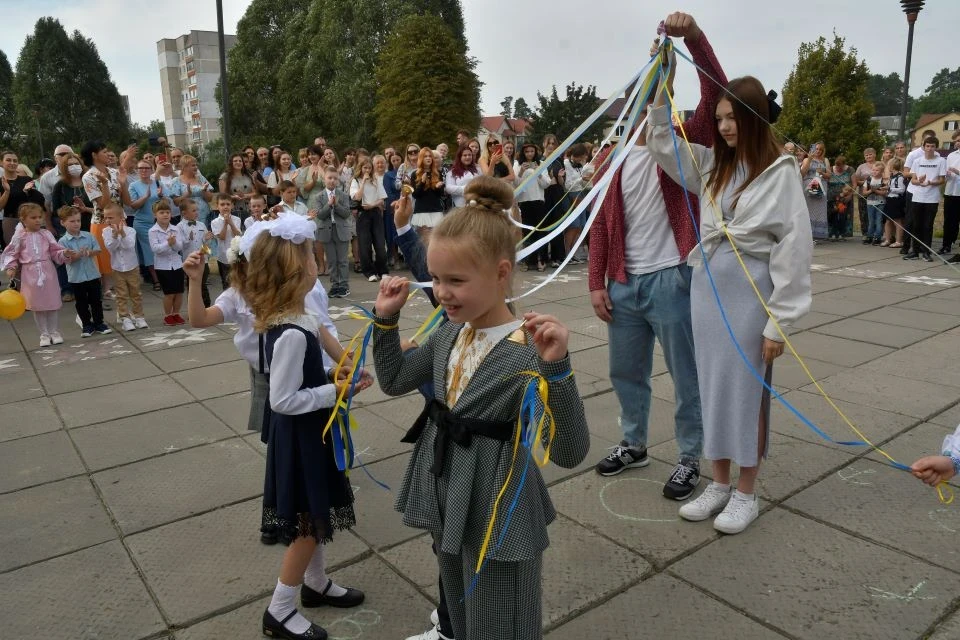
[216,0,231,160]
[898,12,917,141]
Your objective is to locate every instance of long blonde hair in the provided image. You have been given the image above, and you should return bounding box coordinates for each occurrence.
[245,234,316,332]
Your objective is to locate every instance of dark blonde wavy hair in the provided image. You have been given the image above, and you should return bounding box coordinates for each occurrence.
[245,234,316,332]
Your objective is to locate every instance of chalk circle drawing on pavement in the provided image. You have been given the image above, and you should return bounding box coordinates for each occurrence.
[836,467,876,486]
[599,477,679,523]
[327,609,382,640]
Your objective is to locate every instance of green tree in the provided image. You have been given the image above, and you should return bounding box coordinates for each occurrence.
[530,83,607,143]
[12,18,128,157]
[512,97,533,120]
[374,14,479,149]
[867,72,910,117]
[908,66,960,128]
[778,34,882,159]
[499,96,513,118]
[0,50,14,150]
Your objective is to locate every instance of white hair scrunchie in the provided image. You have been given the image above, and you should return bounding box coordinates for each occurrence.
[237,212,316,260]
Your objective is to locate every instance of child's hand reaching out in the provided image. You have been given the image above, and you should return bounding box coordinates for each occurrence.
[523,312,569,362]
[182,251,205,281]
[911,456,956,487]
[376,276,410,317]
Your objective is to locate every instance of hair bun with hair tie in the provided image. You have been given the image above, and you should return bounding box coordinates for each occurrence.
[767,90,782,125]
[468,199,478,206]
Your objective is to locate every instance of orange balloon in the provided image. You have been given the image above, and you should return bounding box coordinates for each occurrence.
[0,289,27,321]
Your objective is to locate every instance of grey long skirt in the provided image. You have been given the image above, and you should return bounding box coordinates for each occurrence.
[691,241,773,467]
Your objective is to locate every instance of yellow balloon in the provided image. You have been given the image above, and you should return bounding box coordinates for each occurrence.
[0,289,27,321]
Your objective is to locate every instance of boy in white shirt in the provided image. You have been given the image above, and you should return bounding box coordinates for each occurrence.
[148,199,185,326]
[270,180,310,217]
[245,194,268,230]
[178,199,213,306]
[904,136,947,262]
[210,193,242,290]
[101,202,147,331]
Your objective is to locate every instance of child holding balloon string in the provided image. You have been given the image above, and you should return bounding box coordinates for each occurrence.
[1,202,67,346]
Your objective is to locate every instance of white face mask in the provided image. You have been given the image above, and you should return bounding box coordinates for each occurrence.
[67,165,82,177]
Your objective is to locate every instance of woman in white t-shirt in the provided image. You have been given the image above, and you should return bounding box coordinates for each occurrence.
[904,136,947,262]
[267,152,299,195]
[350,160,389,281]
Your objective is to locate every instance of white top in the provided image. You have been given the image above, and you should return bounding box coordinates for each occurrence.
[910,155,946,204]
[156,174,181,218]
[563,159,592,191]
[350,177,387,207]
[944,149,960,198]
[904,147,924,194]
[445,320,523,407]
[513,161,552,203]
[620,145,681,275]
[277,201,309,216]
[267,169,299,189]
[243,216,259,230]
[101,225,139,272]
[37,166,62,209]
[210,214,242,262]
[887,172,907,198]
[214,282,338,371]
[177,219,209,262]
[445,170,478,208]
[82,166,122,224]
[268,314,337,415]
[148,223,183,270]
[942,423,960,456]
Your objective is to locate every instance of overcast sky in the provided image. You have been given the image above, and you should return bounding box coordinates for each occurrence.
[0,0,952,134]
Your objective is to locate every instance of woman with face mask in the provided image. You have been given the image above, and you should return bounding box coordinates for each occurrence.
[51,152,95,233]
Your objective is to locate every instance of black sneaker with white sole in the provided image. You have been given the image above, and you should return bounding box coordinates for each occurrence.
[595,443,649,476]
[662,460,701,500]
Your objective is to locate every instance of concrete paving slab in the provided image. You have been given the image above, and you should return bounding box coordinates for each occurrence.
[811,290,905,316]
[350,407,414,464]
[529,299,599,320]
[791,310,844,331]
[810,317,935,349]
[562,315,609,343]
[53,374,193,428]
[201,390,251,434]
[350,363,419,408]
[550,459,719,566]
[858,306,960,332]
[128,498,369,626]
[571,344,668,383]
[35,352,163,395]
[365,394,430,430]
[540,433,605,487]
[787,458,960,573]
[853,277,953,297]
[0,350,27,375]
[581,392,679,450]
[672,507,960,640]
[0,540,166,640]
[0,367,45,405]
[0,430,85,493]
[170,360,251,401]
[810,272,872,293]
[546,573,785,640]
[0,476,114,573]
[94,439,264,533]
[895,296,960,317]
[770,354,845,391]
[930,403,960,429]
[754,432,858,501]
[70,403,236,471]
[800,369,958,420]
[859,348,960,389]
[131,325,233,352]
[929,608,960,640]
[0,326,25,354]
[25,334,139,368]
[348,453,420,549]
[564,328,606,353]
[144,336,243,372]
[777,332,892,367]
[380,533,438,600]
[0,397,62,442]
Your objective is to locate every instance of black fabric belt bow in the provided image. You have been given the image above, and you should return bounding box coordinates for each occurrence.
[402,399,514,477]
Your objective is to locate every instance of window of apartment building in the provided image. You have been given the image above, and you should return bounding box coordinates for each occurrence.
[192,131,201,142]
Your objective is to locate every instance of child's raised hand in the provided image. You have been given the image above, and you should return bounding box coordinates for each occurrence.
[522,312,569,362]
[182,251,205,280]
[911,455,956,487]
[375,275,410,317]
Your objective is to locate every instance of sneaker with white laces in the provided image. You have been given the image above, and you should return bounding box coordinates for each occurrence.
[405,625,452,640]
[134,317,149,329]
[595,442,649,476]
[662,460,701,500]
[39,334,51,347]
[122,317,136,332]
[713,491,759,534]
[678,482,731,522]
[50,331,63,345]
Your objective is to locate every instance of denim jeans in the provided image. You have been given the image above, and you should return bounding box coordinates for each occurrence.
[607,265,703,460]
[866,204,884,239]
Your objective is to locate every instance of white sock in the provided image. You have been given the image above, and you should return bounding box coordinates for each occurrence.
[268,579,311,634]
[734,489,755,501]
[44,311,59,334]
[711,481,731,491]
[303,545,348,597]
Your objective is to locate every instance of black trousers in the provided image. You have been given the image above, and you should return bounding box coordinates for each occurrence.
[943,195,960,251]
[73,278,103,327]
[217,260,231,290]
[908,201,938,256]
[519,200,548,267]
[543,185,566,262]
[357,208,388,277]
[901,192,915,253]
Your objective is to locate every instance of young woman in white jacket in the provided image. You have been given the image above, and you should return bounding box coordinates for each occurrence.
[647,17,812,534]
[514,142,553,271]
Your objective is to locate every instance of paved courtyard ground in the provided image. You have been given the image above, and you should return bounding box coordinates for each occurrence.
[2,242,960,639]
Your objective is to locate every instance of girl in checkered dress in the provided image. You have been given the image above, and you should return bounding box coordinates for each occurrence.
[372,177,590,640]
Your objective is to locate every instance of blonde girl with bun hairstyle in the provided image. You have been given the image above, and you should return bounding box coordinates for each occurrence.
[373,176,589,639]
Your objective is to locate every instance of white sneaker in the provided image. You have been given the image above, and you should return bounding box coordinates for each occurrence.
[50,331,63,345]
[713,491,759,534]
[405,625,451,640]
[122,317,136,332]
[39,334,51,347]
[134,317,149,329]
[75,314,83,328]
[678,482,731,522]
[367,274,378,282]
[430,610,439,626]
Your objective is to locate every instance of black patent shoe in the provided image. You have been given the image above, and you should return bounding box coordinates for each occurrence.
[262,608,327,639]
[301,578,365,608]
[260,526,278,545]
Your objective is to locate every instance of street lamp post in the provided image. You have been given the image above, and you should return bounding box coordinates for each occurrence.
[897,1,924,142]
[216,0,232,160]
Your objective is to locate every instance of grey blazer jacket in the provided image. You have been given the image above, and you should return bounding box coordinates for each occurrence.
[315,187,352,243]
[373,315,589,562]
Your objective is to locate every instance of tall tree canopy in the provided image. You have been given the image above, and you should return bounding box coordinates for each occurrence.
[867,72,910,117]
[512,97,533,121]
[530,83,607,143]
[778,34,882,159]
[374,14,480,148]
[12,18,128,157]
[0,50,14,150]
[909,66,960,127]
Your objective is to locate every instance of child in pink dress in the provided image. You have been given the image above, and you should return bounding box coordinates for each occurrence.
[1,203,67,346]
